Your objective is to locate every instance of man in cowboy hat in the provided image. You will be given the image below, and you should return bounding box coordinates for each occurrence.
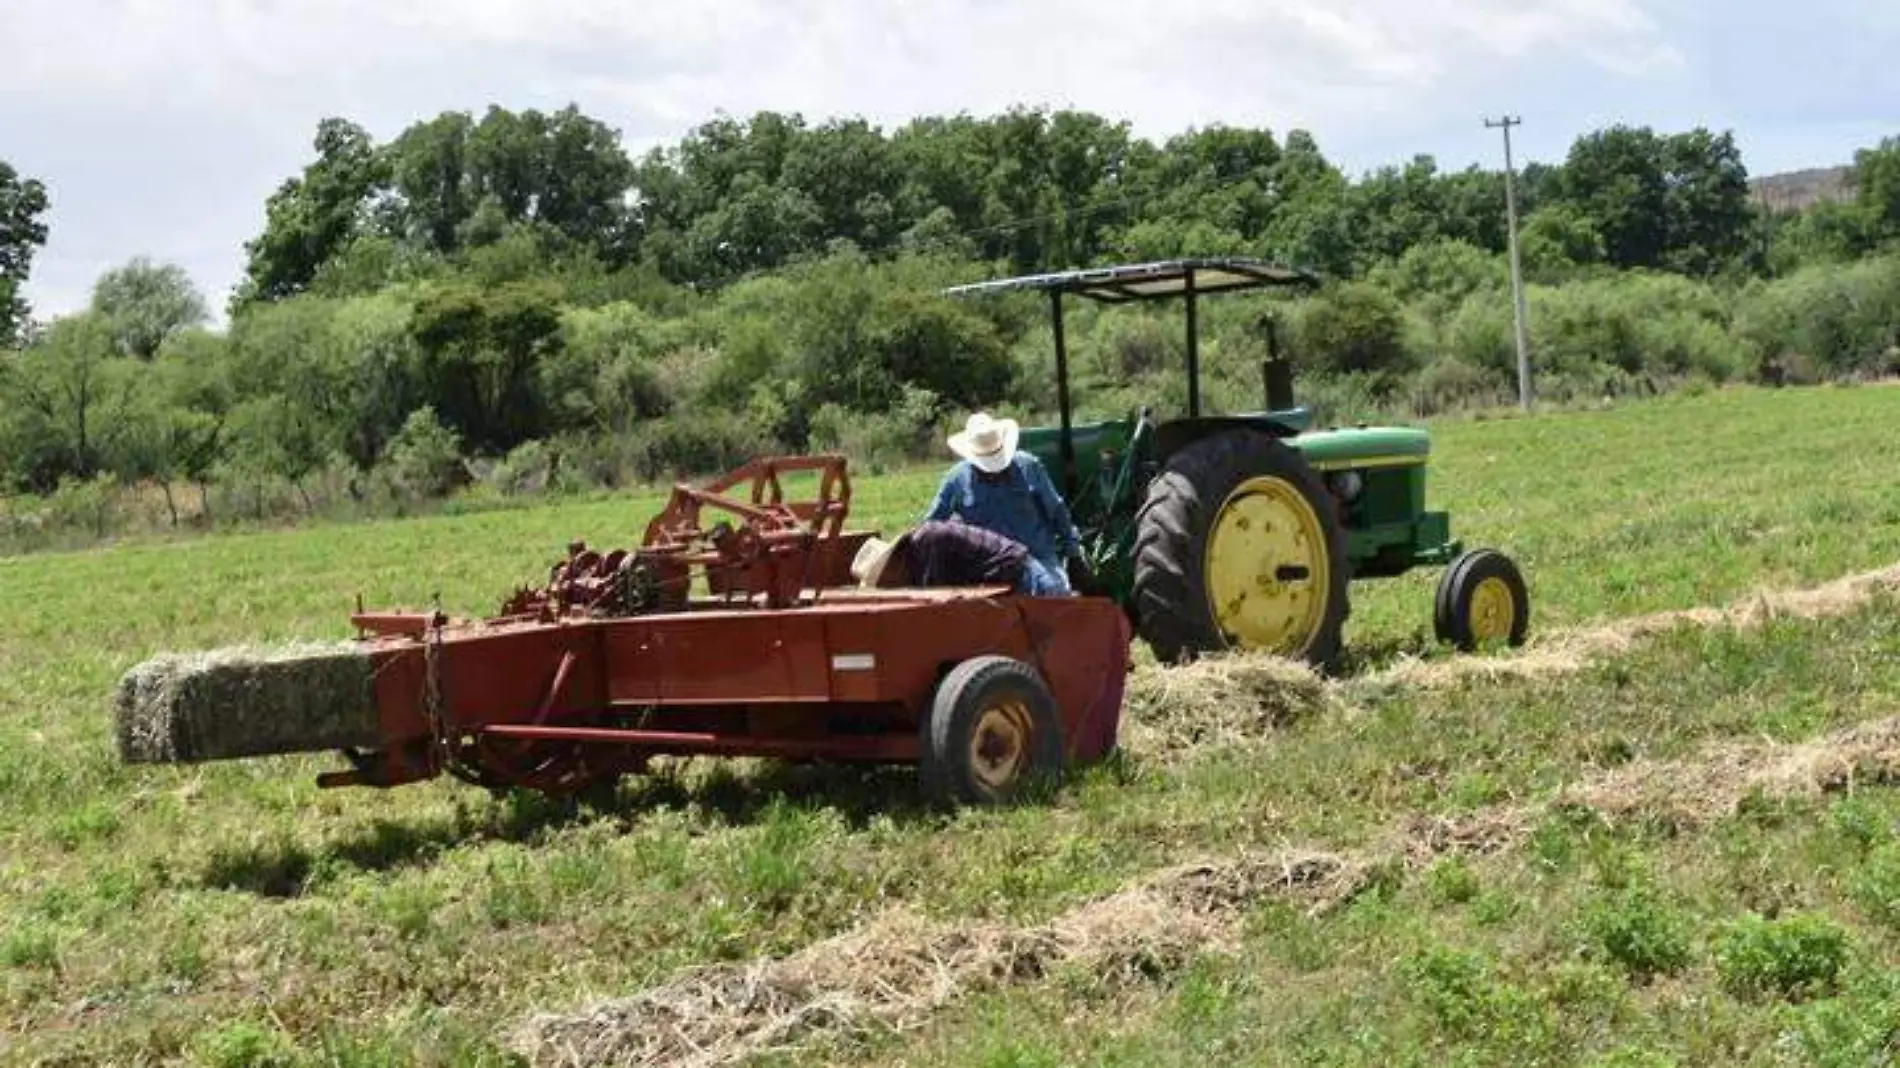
[923,411,1082,594]
[851,521,1070,597]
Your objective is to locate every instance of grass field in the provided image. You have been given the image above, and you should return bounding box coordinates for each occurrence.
[4,383,1900,1065]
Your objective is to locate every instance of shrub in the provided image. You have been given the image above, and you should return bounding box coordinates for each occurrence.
[1402,945,1552,1044]
[624,411,777,483]
[1410,357,1506,416]
[806,386,942,474]
[188,1018,299,1068]
[487,439,559,497]
[1579,884,1694,979]
[1425,858,1481,906]
[382,406,466,499]
[1295,281,1413,376]
[1713,912,1851,1000]
[1852,842,1900,931]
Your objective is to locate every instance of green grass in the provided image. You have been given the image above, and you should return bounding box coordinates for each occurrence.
[3,382,1900,1063]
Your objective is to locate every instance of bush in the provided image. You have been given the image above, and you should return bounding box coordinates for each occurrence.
[1734,256,1900,382]
[1713,912,1851,1000]
[1852,842,1900,931]
[1410,358,1507,416]
[624,411,777,483]
[1402,945,1552,1044]
[806,386,942,474]
[1579,884,1694,979]
[1295,281,1413,377]
[487,439,560,497]
[383,406,466,499]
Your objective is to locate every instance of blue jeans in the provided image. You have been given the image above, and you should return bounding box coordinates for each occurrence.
[1019,556,1073,597]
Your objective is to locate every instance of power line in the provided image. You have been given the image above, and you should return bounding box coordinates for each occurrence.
[1484,115,1533,412]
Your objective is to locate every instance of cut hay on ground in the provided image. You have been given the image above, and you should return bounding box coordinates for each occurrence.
[1562,713,1900,830]
[510,848,1363,1068]
[1123,652,1329,757]
[513,706,1900,1068]
[114,641,380,764]
[1367,561,1900,691]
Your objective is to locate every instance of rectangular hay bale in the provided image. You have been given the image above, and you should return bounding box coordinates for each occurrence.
[114,641,383,764]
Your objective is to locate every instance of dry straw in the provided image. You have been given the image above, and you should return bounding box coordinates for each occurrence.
[512,561,1900,1067]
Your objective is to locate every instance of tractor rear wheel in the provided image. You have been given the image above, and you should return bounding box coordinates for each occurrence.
[1131,431,1349,670]
[920,656,1064,806]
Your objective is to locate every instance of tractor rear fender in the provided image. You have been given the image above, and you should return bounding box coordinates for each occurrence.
[1152,414,1305,461]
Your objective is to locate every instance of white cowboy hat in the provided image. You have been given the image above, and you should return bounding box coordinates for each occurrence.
[851,535,896,588]
[947,411,1020,474]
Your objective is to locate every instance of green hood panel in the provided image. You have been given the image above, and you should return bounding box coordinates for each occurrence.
[1289,425,1431,467]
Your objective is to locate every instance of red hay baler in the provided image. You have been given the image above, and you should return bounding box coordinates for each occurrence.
[301,456,1130,806]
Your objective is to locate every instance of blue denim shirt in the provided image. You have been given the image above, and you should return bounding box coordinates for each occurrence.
[923,452,1080,576]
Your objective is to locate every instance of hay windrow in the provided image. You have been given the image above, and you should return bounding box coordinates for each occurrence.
[513,706,1900,1068]
[1366,561,1900,691]
[113,641,379,764]
[1124,652,1329,756]
[509,847,1362,1068]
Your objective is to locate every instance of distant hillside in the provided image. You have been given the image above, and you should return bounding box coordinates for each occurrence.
[1752,165,1856,213]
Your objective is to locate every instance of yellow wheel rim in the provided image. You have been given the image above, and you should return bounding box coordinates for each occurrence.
[969,699,1032,792]
[1203,475,1331,655]
[1468,576,1517,643]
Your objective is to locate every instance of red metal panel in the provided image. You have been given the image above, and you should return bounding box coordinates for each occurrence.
[643,615,828,703]
[1016,598,1132,764]
[602,621,664,703]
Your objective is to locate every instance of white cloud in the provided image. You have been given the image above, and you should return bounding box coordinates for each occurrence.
[2,0,1687,318]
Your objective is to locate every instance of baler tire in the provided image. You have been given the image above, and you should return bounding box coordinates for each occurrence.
[920,656,1064,807]
[1131,430,1349,671]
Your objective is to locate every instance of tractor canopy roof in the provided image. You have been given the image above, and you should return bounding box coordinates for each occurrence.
[942,257,1321,304]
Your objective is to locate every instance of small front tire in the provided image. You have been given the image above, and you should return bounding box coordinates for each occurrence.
[1433,548,1530,651]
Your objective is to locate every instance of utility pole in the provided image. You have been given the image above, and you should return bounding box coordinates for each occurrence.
[1485,115,1532,411]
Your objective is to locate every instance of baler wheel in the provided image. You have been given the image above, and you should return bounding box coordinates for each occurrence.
[921,657,1063,806]
[1131,430,1349,670]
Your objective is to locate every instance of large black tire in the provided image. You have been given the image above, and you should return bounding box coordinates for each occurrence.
[1131,430,1350,670]
[920,656,1064,806]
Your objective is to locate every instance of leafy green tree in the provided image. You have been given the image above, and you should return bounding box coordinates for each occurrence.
[0,314,140,488]
[90,258,208,358]
[240,119,391,305]
[1660,129,1753,276]
[1855,137,1900,240]
[409,280,564,453]
[1519,204,1608,275]
[0,159,50,347]
[1558,126,1670,269]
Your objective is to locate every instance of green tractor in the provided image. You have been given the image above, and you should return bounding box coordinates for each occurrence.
[942,257,1530,671]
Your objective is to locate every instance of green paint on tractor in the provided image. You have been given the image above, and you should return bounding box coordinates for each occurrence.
[944,257,1528,670]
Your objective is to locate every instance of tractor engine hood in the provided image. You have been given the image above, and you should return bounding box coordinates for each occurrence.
[1287,425,1431,470]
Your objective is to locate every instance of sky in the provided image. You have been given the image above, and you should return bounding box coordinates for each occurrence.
[3,0,1895,324]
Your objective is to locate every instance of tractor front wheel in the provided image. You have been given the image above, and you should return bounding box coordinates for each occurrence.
[921,656,1064,806]
[1433,548,1530,651]
[1131,431,1349,670]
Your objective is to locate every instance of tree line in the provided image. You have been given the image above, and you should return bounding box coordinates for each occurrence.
[2,106,1899,549]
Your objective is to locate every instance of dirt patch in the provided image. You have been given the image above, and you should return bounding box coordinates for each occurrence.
[1366,562,1900,691]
